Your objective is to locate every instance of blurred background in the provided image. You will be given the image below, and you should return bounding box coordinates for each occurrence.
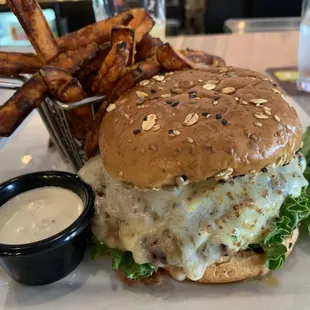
[0,0,303,46]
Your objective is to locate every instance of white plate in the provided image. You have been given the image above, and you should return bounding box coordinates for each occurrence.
[0,98,309,310]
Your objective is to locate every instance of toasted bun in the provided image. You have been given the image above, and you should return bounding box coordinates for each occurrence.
[166,228,298,284]
[99,67,302,188]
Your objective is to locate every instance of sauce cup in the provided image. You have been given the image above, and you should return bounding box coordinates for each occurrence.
[0,171,94,286]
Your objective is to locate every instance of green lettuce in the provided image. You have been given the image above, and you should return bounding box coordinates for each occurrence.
[259,190,310,270]
[252,126,310,271]
[91,238,156,281]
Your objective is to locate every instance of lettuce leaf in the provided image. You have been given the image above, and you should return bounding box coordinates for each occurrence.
[91,238,156,281]
[264,190,310,269]
[252,188,310,271]
[250,127,310,270]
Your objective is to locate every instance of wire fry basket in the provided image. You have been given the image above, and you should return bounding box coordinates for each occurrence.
[0,76,105,171]
[39,97,84,171]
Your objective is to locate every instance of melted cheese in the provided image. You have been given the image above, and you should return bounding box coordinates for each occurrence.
[79,155,307,281]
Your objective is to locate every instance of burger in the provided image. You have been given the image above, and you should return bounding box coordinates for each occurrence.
[79,67,309,284]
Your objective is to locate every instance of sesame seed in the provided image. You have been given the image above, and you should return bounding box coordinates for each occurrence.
[151,89,157,94]
[198,79,203,83]
[173,130,180,136]
[274,115,280,122]
[106,103,116,112]
[161,93,171,98]
[187,137,194,143]
[119,171,124,176]
[221,87,236,94]
[235,97,240,101]
[250,98,267,104]
[272,88,281,94]
[242,101,248,105]
[203,83,216,90]
[249,169,256,174]
[222,119,228,126]
[216,114,222,120]
[254,122,263,127]
[139,80,149,86]
[158,86,163,90]
[152,124,161,132]
[172,101,180,107]
[136,91,148,98]
[264,109,271,116]
[153,75,165,81]
[207,80,219,84]
[133,129,141,134]
[254,112,269,119]
[213,101,219,106]
[202,112,209,117]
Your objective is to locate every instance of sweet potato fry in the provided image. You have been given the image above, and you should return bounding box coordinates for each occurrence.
[128,8,155,43]
[157,43,196,71]
[39,66,93,141]
[111,26,135,65]
[57,10,133,52]
[0,44,99,137]
[91,42,129,95]
[7,0,58,63]
[107,57,161,103]
[40,66,85,102]
[135,34,163,62]
[75,42,111,92]
[179,49,226,67]
[0,74,47,137]
[0,51,42,75]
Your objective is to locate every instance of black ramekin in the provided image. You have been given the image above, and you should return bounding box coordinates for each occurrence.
[0,171,94,286]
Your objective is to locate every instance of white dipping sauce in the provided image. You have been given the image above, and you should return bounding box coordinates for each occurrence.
[0,187,84,244]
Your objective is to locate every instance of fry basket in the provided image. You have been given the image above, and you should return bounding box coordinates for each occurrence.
[0,75,105,172]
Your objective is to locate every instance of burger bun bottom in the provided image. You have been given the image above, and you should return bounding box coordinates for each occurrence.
[166,229,298,284]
